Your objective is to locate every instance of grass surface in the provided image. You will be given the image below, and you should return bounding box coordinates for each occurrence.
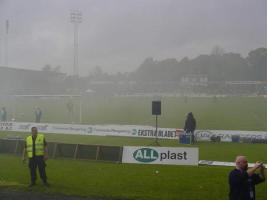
[1,140,267,200]
[0,150,266,200]
[1,95,267,199]
[1,96,267,130]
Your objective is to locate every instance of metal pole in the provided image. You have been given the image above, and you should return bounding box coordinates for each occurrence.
[71,95,74,124]
[73,22,78,76]
[155,115,158,143]
[5,20,9,66]
[12,95,16,120]
[0,37,2,65]
[79,94,82,124]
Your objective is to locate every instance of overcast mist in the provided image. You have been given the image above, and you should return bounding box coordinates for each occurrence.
[0,0,267,75]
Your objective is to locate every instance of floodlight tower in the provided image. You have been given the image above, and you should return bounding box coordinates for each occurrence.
[70,10,82,77]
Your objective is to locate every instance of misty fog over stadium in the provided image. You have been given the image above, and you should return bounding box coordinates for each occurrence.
[1,1,267,200]
[0,0,267,75]
[0,0,267,125]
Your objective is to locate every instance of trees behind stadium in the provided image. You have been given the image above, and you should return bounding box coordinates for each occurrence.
[131,47,267,82]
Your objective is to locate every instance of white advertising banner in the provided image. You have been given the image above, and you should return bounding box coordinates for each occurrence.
[0,122,13,131]
[1,121,267,142]
[0,122,183,139]
[195,130,267,142]
[122,146,199,166]
[198,160,266,168]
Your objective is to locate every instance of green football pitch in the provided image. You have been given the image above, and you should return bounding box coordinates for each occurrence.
[1,95,267,199]
[1,95,267,130]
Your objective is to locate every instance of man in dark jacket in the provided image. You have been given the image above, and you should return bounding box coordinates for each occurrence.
[183,112,196,144]
[229,156,265,200]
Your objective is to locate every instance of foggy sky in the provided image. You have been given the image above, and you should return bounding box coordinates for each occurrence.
[0,0,267,75]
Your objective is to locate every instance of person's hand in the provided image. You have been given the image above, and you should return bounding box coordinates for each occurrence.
[255,161,263,169]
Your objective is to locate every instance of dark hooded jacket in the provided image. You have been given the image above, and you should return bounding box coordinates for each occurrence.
[184,112,196,133]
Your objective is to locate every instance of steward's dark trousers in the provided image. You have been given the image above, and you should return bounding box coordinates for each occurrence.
[28,156,47,184]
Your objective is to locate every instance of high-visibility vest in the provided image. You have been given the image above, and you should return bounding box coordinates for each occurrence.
[26,134,45,158]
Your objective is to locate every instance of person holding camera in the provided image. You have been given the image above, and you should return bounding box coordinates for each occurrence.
[229,156,265,200]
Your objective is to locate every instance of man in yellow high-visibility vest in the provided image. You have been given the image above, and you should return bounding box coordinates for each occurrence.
[22,126,49,187]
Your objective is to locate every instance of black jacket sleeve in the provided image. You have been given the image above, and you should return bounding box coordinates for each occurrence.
[252,174,265,185]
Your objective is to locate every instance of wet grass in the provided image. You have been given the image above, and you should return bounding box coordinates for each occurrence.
[1,140,267,200]
[2,96,267,130]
